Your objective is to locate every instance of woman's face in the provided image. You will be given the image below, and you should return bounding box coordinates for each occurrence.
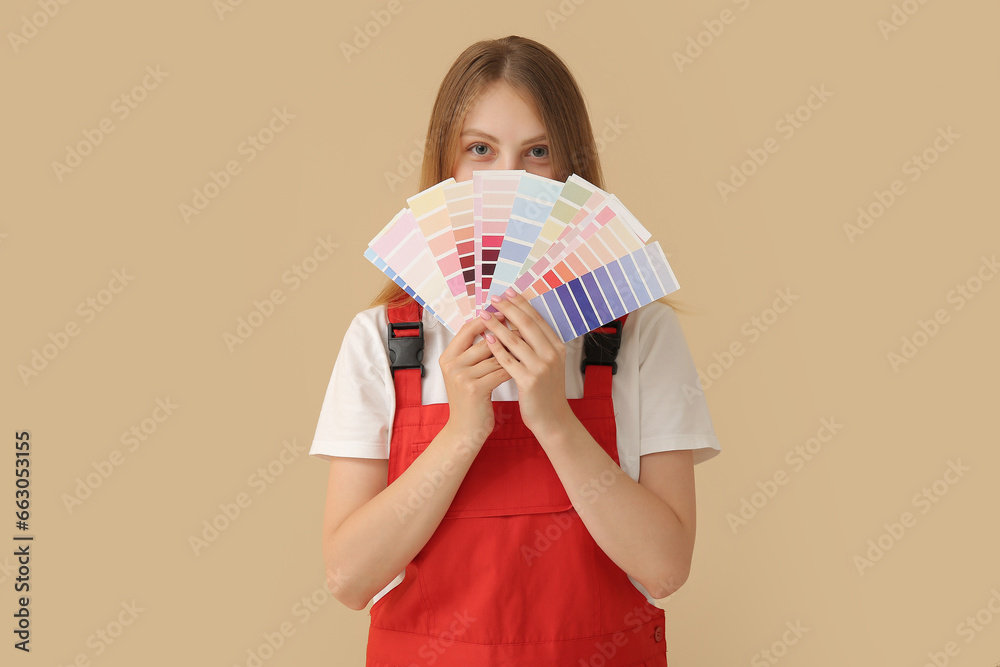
[452,82,554,182]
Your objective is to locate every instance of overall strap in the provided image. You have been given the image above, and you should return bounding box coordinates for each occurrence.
[581,314,628,399]
[388,302,627,404]
[386,299,424,408]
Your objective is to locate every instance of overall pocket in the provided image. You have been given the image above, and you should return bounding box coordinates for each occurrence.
[402,432,604,643]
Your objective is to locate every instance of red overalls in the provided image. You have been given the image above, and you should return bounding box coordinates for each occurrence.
[367,300,668,667]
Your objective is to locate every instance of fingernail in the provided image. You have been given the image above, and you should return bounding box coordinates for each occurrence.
[504,287,516,298]
[479,310,492,321]
[485,333,496,344]
[490,295,502,304]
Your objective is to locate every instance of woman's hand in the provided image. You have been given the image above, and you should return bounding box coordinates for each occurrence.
[479,288,575,439]
[438,313,512,448]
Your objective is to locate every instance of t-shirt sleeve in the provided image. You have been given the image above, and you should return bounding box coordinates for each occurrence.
[308,311,391,461]
[638,305,721,465]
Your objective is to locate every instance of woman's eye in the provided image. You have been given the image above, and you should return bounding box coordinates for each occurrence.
[470,143,490,156]
[529,146,549,158]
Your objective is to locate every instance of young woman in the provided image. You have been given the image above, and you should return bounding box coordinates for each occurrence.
[310,35,721,666]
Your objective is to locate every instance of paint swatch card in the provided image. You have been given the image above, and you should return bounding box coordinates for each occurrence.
[485,172,564,300]
[442,179,476,306]
[366,207,464,332]
[520,196,652,302]
[530,241,678,342]
[365,171,680,341]
[406,178,473,323]
[502,178,612,303]
[473,170,522,312]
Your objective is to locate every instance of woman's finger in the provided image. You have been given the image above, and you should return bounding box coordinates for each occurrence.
[479,308,538,366]
[489,290,562,354]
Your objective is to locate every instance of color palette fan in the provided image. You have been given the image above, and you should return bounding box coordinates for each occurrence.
[364,170,680,343]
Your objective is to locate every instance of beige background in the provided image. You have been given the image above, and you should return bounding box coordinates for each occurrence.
[3,0,998,665]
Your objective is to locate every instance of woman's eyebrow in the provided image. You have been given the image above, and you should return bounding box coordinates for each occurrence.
[461,129,548,146]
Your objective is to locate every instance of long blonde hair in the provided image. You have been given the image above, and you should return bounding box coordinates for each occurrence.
[370,35,688,315]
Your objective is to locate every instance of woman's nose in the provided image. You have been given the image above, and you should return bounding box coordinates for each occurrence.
[496,152,522,171]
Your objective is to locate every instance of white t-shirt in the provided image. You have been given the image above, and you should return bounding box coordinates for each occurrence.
[309,299,721,605]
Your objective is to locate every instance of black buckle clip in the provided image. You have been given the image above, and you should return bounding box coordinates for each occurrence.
[388,321,424,377]
[581,319,623,376]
